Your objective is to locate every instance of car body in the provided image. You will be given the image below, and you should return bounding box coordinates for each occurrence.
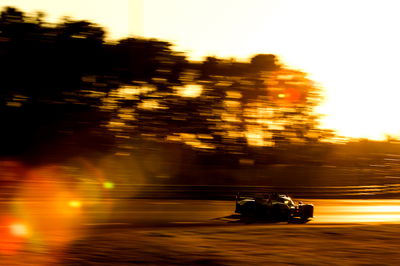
[235,193,314,221]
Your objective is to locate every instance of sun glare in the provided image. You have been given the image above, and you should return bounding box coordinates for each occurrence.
[142,0,400,140]
[255,1,400,141]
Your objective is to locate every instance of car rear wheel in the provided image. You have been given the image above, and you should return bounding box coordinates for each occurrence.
[271,203,290,221]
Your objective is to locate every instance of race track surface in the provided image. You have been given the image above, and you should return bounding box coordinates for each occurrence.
[86,198,400,226]
[4,198,400,229]
[2,198,400,265]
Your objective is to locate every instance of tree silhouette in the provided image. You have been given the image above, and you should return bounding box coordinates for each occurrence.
[250,54,278,72]
[0,6,330,166]
[0,7,113,162]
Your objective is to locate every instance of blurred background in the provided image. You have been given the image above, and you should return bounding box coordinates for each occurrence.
[0,2,400,193]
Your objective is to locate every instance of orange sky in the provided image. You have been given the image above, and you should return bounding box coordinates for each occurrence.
[2,0,400,140]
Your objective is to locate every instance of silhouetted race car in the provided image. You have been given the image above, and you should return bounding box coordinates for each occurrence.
[235,192,314,221]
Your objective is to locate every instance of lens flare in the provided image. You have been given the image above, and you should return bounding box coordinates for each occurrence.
[103,181,115,189]
[9,223,29,237]
[13,165,87,257]
[0,217,28,254]
[68,200,82,208]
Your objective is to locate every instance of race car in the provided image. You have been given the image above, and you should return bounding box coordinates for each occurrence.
[235,192,314,221]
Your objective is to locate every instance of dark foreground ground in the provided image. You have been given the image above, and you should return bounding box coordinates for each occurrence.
[2,223,400,265]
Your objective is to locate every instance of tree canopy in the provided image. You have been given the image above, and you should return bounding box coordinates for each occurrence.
[0,6,331,165]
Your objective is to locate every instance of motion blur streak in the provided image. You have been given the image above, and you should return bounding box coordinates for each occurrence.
[312,200,400,224]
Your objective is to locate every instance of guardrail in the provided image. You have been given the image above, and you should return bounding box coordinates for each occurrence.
[129,184,400,199]
[1,182,400,200]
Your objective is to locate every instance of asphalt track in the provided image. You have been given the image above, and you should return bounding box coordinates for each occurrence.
[76,198,400,228]
[3,198,400,265]
[109,199,400,225]
[3,198,400,232]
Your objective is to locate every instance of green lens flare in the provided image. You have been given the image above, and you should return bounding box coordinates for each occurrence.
[103,182,114,189]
